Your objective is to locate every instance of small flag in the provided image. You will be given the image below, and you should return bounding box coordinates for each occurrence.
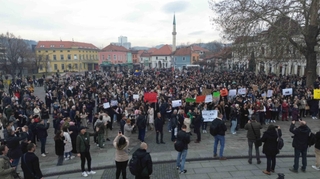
[185,98,196,103]
[213,91,220,97]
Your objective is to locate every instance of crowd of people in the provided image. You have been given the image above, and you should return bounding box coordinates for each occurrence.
[0,68,320,178]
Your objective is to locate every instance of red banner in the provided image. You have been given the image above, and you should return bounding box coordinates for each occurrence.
[144,92,158,103]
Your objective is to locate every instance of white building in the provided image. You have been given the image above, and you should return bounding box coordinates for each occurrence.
[150,45,172,69]
[111,36,131,49]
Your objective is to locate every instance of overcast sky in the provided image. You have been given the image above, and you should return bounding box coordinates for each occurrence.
[0,0,222,48]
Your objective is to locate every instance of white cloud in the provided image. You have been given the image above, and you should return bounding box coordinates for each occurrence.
[0,0,223,47]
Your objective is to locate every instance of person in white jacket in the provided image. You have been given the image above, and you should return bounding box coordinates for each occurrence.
[62,127,74,160]
[33,105,41,117]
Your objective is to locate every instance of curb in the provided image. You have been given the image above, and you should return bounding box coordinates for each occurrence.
[43,154,316,177]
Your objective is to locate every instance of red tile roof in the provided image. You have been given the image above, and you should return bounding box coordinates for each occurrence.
[147,48,157,53]
[192,45,209,52]
[101,44,128,52]
[173,46,192,56]
[152,45,172,56]
[204,47,232,60]
[36,41,98,49]
[141,51,151,57]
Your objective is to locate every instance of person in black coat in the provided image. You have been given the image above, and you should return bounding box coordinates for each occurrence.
[36,119,50,156]
[289,120,310,172]
[21,143,43,179]
[28,117,38,144]
[193,109,202,143]
[260,124,282,175]
[6,127,27,171]
[68,122,79,154]
[136,111,147,142]
[132,142,153,179]
[154,112,165,144]
[54,130,65,166]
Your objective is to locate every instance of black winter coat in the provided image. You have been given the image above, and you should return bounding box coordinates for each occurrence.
[290,123,310,150]
[260,129,282,156]
[21,152,43,179]
[132,148,153,178]
[6,132,27,159]
[176,130,190,150]
[154,117,164,131]
[315,131,320,150]
[36,123,50,139]
[55,137,65,155]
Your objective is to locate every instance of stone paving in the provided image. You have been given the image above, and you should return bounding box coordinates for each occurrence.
[17,86,320,179]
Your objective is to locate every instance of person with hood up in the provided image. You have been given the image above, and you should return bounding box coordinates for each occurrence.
[113,131,129,179]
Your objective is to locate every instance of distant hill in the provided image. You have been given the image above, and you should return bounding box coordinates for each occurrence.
[131,46,149,50]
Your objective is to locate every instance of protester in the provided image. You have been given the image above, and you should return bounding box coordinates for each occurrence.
[289,120,310,173]
[155,112,165,144]
[113,132,129,179]
[21,143,43,179]
[312,130,320,170]
[6,126,27,170]
[0,145,16,179]
[132,142,153,179]
[63,126,74,160]
[213,111,227,160]
[260,125,282,175]
[136,110,147,142]
[36,119,50,157]
[244,117,262,164]
[76,126,96,177]
[54,130,65,166]
[176,124,190,174]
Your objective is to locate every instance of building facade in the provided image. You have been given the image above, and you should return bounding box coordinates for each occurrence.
[111,36,131,49]
[35,41,99,73]
[150,45,172,69]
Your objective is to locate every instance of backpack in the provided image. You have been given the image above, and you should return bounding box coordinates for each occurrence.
[129,153,144,176]
[276,130,284,150]
[210,118,221,136]
[174,140,184,152]
[308,132,316,147]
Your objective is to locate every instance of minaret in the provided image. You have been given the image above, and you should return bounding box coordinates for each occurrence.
[172,14,177,52]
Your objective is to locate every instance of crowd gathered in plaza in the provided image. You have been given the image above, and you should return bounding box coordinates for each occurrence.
[0,68,320,179]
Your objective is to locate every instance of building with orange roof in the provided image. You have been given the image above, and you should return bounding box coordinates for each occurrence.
[35,41,99,73]
[150,44,173,69]
[140,51,152,69]
[172,46,200,70]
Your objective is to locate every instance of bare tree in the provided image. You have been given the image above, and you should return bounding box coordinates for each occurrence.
[34,52,51,75]
[0,32,31,78]
[209,0,319,85]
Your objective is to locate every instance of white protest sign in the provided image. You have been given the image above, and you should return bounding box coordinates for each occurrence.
[202,110,218,122]
[237,88,246,95]
[205,95,213,103]
[110,100,118,106]
[282,88,293,96]
[261,92,266,98]
[103,102,110,109]
[172,100,182,107]
[267,90,273,97]
[133,94,139,100]
[229,89,237,96]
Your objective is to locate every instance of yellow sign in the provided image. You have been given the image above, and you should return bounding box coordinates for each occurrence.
[314,89,320,99]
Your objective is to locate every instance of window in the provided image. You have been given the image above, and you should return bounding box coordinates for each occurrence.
[40,45,44,48]
[86,54,88,60]
[79,55,82,60]
[60,55,64,60]
[67,54,71,60]
[108,55,111,60]
[61,64,65,70]
[60,50,63,52]
[53,50,55,52]
[182,57,186,61]
[156,57,158,60]
[45,50,48,53]
[54,64,57,70]
[74,54,77,60]
[38,55,42,61]
[80,64,82,69]
[74,64,78,69]
[82,55,85,60]
[67,50,70,52]
[60,45,64,47]
[90,55,92,60]
[114,55,116,60]
[39,65,43,71]
[68,64,72,69]
[50,45,55,48]
[38,51,41,53]
[102,55,104,60]
[165,57,167,60]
